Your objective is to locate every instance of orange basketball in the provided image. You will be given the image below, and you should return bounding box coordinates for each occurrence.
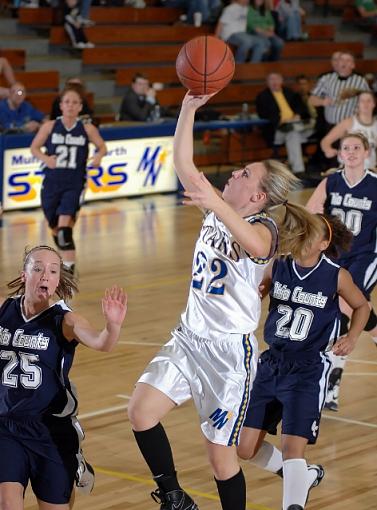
[176,36,235,95]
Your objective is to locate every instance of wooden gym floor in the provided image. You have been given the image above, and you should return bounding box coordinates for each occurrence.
[1,188,375,510]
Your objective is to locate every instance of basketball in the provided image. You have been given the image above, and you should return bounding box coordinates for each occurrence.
[175,36,235,95]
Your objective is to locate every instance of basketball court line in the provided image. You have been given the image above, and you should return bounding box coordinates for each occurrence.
[92,465,273,510]
[343,372,377,376]
[118,342,377,370]
[322,413,377,429]
[347,358,377,365]
[77,395,377,430]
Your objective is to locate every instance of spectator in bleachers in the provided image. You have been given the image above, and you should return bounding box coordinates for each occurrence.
[308,52,370,132]
[0,82,45,133]
[216,0,270,63]
[119,73,161,122]
[295,74,317,130]
[355,0,377,25]
[162,0,222,26]
[256,72,313,174]
[80,0,95,25]
[274,0,307,41]
[64,0,95,49]
[50,77,93,120]
[0,57,16,99]
[321,90,377,169]
[247,0,284,61]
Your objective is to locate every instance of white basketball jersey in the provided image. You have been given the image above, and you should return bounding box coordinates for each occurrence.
[350,116,377,169]
[181,211,277,341]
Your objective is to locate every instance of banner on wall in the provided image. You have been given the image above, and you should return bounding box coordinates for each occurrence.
[2,137,177,211]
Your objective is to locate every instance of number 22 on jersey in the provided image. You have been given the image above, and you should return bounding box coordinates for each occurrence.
[192,251,228,296]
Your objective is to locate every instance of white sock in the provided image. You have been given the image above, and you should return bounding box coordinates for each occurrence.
[250,441,283,473]
[282,459,311,510]
[63,261,74,268]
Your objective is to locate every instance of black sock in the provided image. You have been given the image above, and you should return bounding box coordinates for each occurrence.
[215,469,246,510]
[133,423,180,492]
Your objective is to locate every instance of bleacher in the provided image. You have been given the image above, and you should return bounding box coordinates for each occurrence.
[3,2,376,165]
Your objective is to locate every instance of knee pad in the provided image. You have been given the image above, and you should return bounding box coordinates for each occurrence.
[364,309,377,332]
[340,313,350,336]
[56,227,75,251]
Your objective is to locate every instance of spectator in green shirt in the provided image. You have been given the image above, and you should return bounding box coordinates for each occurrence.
[356,0,377,24]
[247,0,284,61]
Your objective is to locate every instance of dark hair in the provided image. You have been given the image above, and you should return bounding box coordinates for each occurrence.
[132,73,149,84]
[60,85,84,103]
[318,214,353,259]
[295,74,309,82]
[7,245,78,301]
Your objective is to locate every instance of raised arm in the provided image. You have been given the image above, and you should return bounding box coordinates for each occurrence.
[62,286,127,352]
[320,118,351,158]
[85,123,107,168]
[30,120,56,168]
[332,268,369,356]
[183,172,273,258]
[174,92,214,192]
[306,178,328,214]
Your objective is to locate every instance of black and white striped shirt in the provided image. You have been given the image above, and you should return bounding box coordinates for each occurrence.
[311,72,369,125]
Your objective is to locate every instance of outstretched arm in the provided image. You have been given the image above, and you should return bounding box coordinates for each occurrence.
[332,269,369,356]
[306,178,328,213]
[63,286,127,352]
[174,92,215,192]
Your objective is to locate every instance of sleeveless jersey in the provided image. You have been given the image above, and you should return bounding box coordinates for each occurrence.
[0,297,78,418]
[264,255,341,354]
[325,169,377,259]
[181,211,278,340]
[44,118,89,182]
[350,116,377,169]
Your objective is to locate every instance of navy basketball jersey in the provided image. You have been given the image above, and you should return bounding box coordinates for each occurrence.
[44,118,89,180]
[325,170,377,259]
[264,255,341,354]
[0,297,78,418]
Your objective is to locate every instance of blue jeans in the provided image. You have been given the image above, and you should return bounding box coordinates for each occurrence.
[80,0,92,18]
[280,11,303,40]
[227,32,270,63]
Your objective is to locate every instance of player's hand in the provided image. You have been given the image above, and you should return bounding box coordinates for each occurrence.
[183,172,222,211]
[45,155,57,169]
[89,154,102,168]
[181,90,217,111]
[332,334,357,356]
[102,285,128,327]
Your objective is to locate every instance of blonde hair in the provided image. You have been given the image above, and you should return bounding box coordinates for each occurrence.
[7,245,78,301]
[276,202,324,259]
[259,160,325,257]
[339,131,370,150]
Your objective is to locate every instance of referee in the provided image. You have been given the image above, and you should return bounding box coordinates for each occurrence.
[309,52,370,130]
